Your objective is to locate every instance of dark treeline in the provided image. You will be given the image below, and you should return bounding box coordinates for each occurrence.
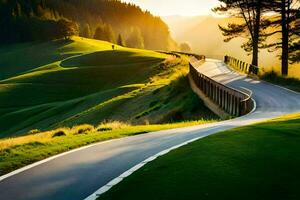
[214,0,300,76]
[0,0,177,50]
[0,0,79,43]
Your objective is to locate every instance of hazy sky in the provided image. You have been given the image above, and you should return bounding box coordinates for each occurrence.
[121,0,220,16]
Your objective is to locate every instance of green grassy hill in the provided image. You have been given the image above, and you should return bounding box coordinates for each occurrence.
[0,37,216,138]
[99,113,300,200]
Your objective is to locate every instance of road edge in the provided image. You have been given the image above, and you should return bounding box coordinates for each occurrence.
[83,68,258,200]
[0,122,225,182]
[0,137,131,182]
[83,135,209,200]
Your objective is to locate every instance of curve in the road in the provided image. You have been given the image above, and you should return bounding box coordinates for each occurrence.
[1,59,300,200]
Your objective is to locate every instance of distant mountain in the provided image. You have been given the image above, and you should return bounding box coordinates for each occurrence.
[164,16,227,57]
[163,15,250,59]
[162,15,208,39]
[162,15,300,77]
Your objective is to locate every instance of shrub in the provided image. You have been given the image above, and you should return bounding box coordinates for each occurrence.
[73,124,94,135]
[52,130,66,138]
[97,121,129,132]
[28,129,40,134]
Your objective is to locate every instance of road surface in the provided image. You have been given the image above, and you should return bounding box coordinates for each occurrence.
[1,59,300,200]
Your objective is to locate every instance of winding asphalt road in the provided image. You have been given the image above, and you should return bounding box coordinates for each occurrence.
[1,59,300,200]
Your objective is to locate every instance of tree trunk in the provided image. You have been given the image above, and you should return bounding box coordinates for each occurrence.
[252,1,261,66]
[252,40,259,66]
[281,0,289,76]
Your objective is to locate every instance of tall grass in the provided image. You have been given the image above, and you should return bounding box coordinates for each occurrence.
[97,113,300,200]
[0,122,131,151]
[0,51,218,175]
[0,119,215,175]
[261,71,300,92]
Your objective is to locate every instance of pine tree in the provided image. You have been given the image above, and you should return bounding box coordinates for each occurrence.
[80,23,91,38]
[117,34,125,46]
[105,24,115,43]
[0,0,174,49]
[214,0,270,66]
[126,27,144,49]
[263,0,300,75]
[94,25,105,40]
[94,24,115,43]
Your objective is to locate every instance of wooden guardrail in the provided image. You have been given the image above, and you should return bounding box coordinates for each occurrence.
[157,50,206,60]
[189,58,254,117]
[224,55,259,75]
[156,51,181,58]
[171,51,206,60]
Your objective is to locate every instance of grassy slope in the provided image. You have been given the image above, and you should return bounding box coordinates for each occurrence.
[99,113,300,200]
[0,37,216,137]
[0,120,215,176]
[261,71,300,93]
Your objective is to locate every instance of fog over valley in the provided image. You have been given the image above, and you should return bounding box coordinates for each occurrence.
[163,15,300,78]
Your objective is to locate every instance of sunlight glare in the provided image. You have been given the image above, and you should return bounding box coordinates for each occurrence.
[121,0,220,16]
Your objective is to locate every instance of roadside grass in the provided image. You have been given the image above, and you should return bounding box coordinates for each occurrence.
[0,119,215,176]
[98,113,300,200]
[0,37,218,175]
[261,71,300,93]
[0,37,218,137]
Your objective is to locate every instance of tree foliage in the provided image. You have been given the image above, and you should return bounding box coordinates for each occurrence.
[262,0,300,75]
[215,0,300,75]
[80,23,91,38]
[214,0,270,66]
[94,24,115,43]
[180,42,192,52]
[0,0,79,43]
[0,0,176,50]
[290,40,300,63]
[117,34,125,46]
[57,19,79,40]
[126,27,144,49]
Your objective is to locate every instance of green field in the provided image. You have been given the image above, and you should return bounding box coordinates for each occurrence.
[0,36,218,175]
[99,113,300,200]
[0,37,216,138]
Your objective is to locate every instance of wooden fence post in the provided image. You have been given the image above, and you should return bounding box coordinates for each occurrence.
[189,57,253,117]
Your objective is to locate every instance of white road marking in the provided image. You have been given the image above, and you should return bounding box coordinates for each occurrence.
[0,137,127,182]
[83,129,218,200]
